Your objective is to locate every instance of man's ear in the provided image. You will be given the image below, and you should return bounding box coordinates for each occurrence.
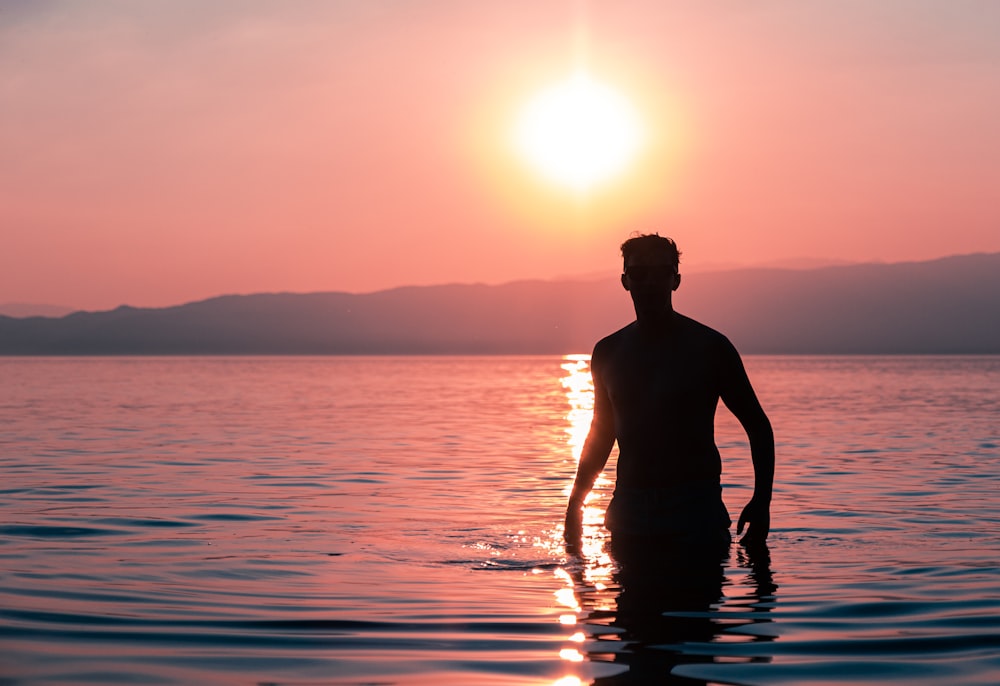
[621,273,630,291]
[672,273,681,291]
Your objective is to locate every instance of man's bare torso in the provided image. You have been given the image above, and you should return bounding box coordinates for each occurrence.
[593,313,742,489]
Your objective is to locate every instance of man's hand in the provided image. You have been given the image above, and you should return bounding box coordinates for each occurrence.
[737,496,770,548]
[564,502,584,554]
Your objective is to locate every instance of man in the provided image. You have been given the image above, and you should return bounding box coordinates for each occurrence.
[564,233,774,552]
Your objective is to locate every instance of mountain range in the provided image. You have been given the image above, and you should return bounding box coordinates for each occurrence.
[1,253,998,354]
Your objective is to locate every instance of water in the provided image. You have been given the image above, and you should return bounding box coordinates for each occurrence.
[1,355,998,685]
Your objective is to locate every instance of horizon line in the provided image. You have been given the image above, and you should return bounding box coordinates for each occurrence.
[3,250,997,318]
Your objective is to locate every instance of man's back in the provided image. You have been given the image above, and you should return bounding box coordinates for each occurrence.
[564,233,773,551]
[593,313,740,489]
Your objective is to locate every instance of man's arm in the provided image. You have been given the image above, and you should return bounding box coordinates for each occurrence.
[564,347,616,550]
[719,343,774,548]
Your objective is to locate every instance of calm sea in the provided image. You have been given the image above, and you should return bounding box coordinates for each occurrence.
[1,356,998,685]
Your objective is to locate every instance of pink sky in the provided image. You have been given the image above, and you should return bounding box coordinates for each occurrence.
[3,1,999,311]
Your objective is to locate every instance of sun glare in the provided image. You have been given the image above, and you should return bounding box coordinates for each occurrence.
[514,72,643,192]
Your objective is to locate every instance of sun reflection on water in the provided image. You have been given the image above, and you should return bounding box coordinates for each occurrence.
[557,355,616,586]
[546,355,623,681]
[559,354,594,461]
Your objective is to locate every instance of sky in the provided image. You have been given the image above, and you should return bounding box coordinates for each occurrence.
[2,0,999,311]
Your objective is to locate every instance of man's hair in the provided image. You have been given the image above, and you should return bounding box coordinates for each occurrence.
[620,233,681,270]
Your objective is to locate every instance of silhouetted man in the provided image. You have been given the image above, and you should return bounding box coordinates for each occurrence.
[565,234,774,553]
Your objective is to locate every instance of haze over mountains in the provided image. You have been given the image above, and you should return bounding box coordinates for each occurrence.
[1,253,998,355]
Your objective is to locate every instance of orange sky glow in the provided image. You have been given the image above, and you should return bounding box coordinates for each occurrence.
[2,1,999,310]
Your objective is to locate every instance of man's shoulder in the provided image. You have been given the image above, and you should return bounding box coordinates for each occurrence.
[593,322,636,353]
[675,313,736,350]
[675,312,724,336]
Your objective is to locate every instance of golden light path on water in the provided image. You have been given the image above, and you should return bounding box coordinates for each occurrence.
[548,354,619,684]
[559,354,594,461]
[559,354,615,571]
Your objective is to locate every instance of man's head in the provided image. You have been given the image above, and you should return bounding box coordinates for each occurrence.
[620,233,681,273]
[620,233,682,318]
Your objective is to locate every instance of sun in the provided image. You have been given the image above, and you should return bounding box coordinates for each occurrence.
[513,72,644,193]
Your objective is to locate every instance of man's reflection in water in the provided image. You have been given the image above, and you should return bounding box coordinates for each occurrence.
[567,537,777,685]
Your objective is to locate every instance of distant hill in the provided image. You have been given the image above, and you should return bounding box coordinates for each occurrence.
[1,253,998,354]
[0,303,76,318]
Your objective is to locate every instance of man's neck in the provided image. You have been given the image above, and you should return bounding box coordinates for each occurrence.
[634,305,676,334]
